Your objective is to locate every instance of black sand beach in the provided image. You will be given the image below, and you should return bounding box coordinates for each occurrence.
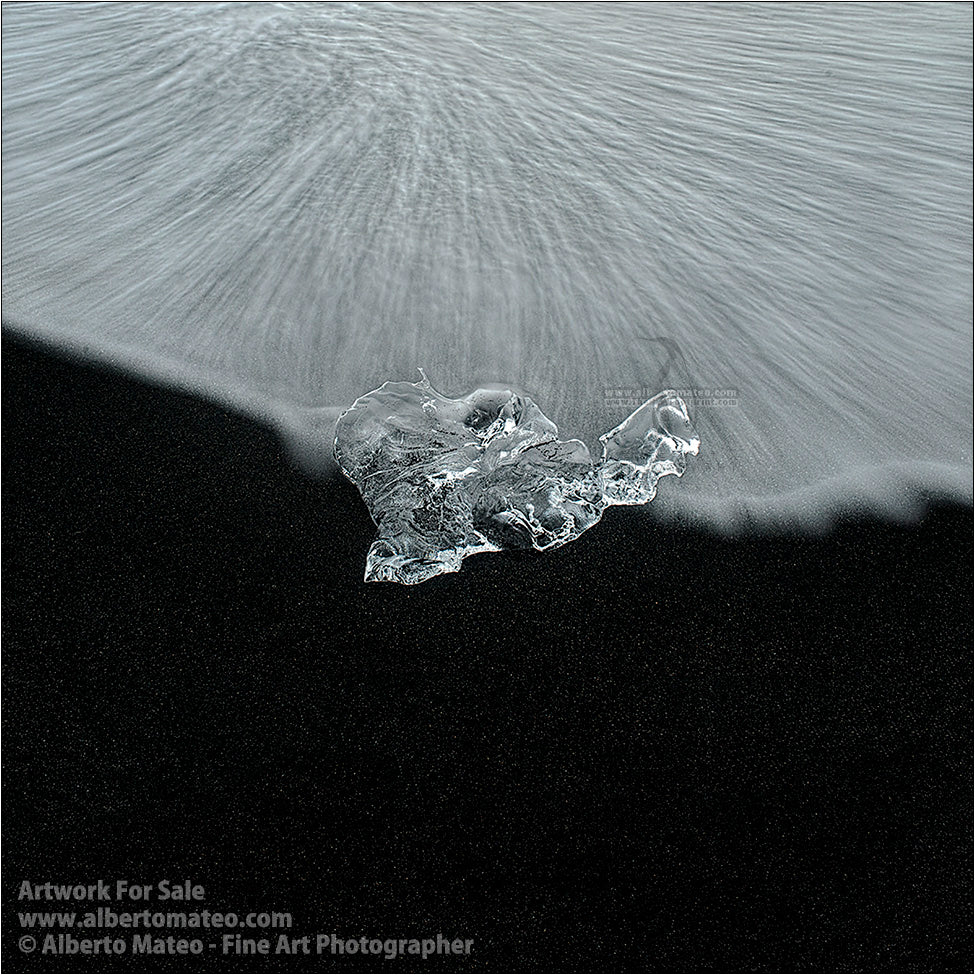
[3,333,972,972]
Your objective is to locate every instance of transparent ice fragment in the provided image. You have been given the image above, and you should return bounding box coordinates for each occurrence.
[333,375,699,584]
[599,393,702,506]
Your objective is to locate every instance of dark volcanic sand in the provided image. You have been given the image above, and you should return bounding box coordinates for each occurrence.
[3,333,972,973]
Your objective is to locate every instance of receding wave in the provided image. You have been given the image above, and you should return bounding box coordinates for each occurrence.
[2,2,972,528]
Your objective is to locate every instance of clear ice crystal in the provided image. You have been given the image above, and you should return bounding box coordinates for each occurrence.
[333,374,700,584]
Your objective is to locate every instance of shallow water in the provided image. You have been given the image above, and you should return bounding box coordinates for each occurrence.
[3,2,972,527]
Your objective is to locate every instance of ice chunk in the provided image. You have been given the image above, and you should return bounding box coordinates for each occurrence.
[599,393,701,506]
[333,374,699,584]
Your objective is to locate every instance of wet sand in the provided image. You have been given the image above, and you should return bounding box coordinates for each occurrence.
[3,333,971,972]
